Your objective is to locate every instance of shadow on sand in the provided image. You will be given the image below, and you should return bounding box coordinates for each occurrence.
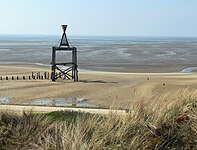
[79,80,118,84]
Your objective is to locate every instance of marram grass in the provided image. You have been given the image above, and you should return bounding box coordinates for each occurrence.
[0,92,196,150]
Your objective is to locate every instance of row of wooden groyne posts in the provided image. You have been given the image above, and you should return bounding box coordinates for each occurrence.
[0,72,54,81]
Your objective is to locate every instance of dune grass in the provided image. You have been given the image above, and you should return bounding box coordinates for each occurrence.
[0,90,196,150]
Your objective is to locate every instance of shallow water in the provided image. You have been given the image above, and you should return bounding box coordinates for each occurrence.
[20,98,97,108]
[1,35,197,72]
[180,67,197,73]
[0,97,97,108]
[0,98,10,104]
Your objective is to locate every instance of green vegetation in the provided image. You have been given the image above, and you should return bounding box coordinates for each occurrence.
[0,94,196,149]
[44,110,88,123]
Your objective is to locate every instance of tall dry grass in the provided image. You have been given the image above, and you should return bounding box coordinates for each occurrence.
[0,89,196,149]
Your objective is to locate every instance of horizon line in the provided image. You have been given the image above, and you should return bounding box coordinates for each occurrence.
[0,33,197,38]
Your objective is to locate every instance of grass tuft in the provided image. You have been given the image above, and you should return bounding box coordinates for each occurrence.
[0,90,196,149]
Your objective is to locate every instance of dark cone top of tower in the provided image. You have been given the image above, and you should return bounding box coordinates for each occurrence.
[60,25,69,47]
[62,25,68,33]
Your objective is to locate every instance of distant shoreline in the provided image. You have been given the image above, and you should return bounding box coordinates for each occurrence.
[0,62,197,74]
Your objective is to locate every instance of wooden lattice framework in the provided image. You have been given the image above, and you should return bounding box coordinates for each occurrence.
[51,25,78,82]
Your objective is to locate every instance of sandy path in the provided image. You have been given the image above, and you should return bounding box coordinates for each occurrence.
[0,104,127,115]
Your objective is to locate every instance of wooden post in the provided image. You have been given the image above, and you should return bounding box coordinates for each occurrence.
[23,76,25,80]
[12,76,14,80]
[44,72,47,79]
[0,77,2,80]
[48,72,50,79]
[51,47,56,81]
[38,72,40,79]
[6,76,8,80]
[72,50,74,80]
[74,47,78,82]
[17,76,19,80]
[32,72,34,78]
[29,76,31,80]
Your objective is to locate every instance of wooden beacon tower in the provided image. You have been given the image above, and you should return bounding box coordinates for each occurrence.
[51,25,78,82]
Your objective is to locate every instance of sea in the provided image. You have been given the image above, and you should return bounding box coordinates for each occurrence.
[0,35,197,73]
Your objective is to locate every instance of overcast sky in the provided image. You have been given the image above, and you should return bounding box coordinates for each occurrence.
[0,0,196,36]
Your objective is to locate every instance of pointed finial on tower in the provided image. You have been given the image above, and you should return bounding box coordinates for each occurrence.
[60,25,69,47]
[61,25,68,33]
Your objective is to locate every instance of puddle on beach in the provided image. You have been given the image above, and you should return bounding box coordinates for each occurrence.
[0,98,10,104]
[0,97,97,108]
[20,98,97,108]
[181,67,197,73]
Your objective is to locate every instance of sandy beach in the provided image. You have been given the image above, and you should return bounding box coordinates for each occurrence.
[0,64,197,109]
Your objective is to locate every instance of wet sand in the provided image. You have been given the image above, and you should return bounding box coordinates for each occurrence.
[80,63,191,73]
[1,64,197,109]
